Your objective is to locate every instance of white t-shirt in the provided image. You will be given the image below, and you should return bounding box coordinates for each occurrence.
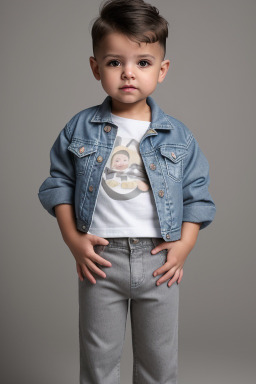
[88,113,161,237]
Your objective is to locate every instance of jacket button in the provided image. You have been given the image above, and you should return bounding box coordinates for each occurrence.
[82,225,86,230]
[158,190,164,197]
[89,185,93,192]
[149,163,156,170]
[171,152,176,159]
[79,146,85,154]
[104,125,112,133]
[97,156,103,163]
[147,129,156,134]
[166,233,170,239]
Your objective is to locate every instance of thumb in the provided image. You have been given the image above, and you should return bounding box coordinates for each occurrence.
[97,236,110,246]
[151,242,166,254]
[89,234,109,246]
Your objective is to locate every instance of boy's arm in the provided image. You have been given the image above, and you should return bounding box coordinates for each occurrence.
[180,221,201,250]
[55,203,79,243]
[38,123,111,284]
[182,134,216,229]
[54,204,111,284]
[38,124,76,217]
[151,134,215,287]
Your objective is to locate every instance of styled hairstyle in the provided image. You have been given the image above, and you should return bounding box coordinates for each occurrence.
[91,0,168,58]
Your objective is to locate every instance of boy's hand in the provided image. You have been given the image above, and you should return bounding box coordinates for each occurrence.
[151,222,201,287]
[151,239,192,287]
[66,232,111,284]
[54,204,112,284]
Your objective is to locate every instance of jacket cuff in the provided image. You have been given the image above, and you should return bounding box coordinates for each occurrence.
[183,204,216,230]
[38,188,74,218]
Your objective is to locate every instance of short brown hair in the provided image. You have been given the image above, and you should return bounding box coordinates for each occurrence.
[91,0,168,58]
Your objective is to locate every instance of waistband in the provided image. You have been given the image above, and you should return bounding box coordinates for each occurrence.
[104,237,163,249]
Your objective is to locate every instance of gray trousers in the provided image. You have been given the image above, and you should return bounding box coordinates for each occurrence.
[79,237,179,384]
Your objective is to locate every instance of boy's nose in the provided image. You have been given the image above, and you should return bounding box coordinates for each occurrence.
[121,66,135,80]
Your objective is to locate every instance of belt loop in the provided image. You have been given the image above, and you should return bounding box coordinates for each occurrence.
[151,238,163,248]
[151,238,158,248]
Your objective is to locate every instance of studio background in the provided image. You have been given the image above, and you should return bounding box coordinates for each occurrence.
[1,0,255,383]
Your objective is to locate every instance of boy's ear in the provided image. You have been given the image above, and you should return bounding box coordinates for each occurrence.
[158,59,170,83]
[89,56,101,80]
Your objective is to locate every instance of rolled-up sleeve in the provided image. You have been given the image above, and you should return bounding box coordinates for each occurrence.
[182,134,216,230]
[38,124,75,217]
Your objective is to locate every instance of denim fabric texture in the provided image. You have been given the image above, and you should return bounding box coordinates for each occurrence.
[79,237,179,384]
[38,96,216,241]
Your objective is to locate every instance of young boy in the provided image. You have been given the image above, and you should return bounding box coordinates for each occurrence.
[38,0,216,383]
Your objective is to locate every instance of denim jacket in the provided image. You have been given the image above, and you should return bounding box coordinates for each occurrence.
[38,96,216,242]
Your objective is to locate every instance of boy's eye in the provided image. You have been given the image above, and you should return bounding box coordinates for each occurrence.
[138,60,150,67]
[107,60,121,67]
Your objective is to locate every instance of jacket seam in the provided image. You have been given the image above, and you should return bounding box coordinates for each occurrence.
[186,133,194,148]
[157,149,173,228]
[65,121,73,140]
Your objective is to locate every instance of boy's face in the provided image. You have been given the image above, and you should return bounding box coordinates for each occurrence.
[90,32,170,111]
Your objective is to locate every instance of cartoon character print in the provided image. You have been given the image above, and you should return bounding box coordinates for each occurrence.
[101,136,151,200]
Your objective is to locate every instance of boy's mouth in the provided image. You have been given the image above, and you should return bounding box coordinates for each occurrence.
[120,85,137,91]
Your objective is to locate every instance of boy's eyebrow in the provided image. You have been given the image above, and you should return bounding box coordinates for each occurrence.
[102,54,156,60]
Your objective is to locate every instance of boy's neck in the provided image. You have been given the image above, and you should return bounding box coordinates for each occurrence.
[110,98,151,122]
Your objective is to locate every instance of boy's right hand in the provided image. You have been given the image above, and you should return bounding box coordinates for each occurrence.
[54,205,111,284]
[66,232,111,284]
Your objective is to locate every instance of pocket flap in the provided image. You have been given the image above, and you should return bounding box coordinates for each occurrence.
[67,139,97,158]
[160,145,187,163]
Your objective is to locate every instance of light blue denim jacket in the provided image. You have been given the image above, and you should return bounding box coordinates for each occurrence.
[38,96,216,242]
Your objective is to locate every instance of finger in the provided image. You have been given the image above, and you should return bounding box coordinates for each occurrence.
[76,262,84,281]
[151,242,167,254]
[156,266,178,285]
[81,264,97,285]
[92,250,112,267]
[153,263,166,277]
[86,259,107,279]
[94,254,112,267]
[152,259,176,277]
[101,237,110,246]
[167,270,180,288]
[92,235,110,246]
[177,268,184,284]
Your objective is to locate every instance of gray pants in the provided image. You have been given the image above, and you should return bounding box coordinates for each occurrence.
[79,237,179,384]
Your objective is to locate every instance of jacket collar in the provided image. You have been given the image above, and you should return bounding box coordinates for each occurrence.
[90,96,174,130]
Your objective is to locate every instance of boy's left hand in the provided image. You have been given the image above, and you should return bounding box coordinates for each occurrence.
[151,239,193,287]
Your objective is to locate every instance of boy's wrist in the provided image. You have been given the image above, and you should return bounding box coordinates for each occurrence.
[180,222,201,250]
[54,204,83,247]
[179,237,195,253]
[63,229,81,247]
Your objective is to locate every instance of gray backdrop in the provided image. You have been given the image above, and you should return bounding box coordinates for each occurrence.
[1,0,255,383]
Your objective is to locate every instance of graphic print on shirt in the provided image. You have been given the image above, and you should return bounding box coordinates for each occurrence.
[102,136,151,200]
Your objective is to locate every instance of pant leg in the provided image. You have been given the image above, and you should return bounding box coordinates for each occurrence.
[129,238,179,384]
[78,237,179,384]
[79,241,130,384]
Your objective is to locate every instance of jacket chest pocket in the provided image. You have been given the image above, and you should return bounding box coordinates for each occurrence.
[67,139,97,176]
[159,145,188,182]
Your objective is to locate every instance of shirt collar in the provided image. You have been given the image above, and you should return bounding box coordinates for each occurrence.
[90,96,174,130]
